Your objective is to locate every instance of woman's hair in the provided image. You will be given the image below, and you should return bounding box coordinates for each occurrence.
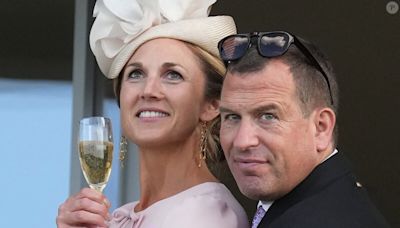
[113,40,225,164]
[185,42,225,164]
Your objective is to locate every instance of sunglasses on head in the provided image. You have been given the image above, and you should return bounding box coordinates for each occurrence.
[218,31,333,105]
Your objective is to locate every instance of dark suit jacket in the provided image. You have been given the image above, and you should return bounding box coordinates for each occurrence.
[258,153,391,228]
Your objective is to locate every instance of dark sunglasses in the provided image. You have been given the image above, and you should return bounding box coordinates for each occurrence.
[218,31,333,105]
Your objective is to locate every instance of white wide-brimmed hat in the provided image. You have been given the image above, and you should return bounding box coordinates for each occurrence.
[89,0,237,79]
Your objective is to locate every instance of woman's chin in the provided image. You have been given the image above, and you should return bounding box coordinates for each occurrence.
[132,134,168,147]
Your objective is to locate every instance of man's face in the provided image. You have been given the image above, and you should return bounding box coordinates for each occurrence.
[220,60,321,200]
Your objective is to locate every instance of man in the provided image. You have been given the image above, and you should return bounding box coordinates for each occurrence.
[218,31,390,227]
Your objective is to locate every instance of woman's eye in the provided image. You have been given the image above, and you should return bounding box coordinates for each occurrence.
[127,70,144,80]
[165,71,183,81]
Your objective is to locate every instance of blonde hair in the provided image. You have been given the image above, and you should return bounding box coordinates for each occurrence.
[185,42,225,164]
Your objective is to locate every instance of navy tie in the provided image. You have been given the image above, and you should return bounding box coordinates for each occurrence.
[251,205,266,228]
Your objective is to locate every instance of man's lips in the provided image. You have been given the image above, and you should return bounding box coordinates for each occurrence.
[233,157,268,169]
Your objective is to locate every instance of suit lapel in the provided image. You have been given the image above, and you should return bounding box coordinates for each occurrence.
[258,153,352,227]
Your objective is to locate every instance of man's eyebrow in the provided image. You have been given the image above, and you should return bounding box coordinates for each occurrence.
[219,106,235,113]
[253,104,279,113]
[220,104,279,113]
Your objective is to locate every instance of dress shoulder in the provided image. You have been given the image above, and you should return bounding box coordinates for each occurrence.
[162,183,249,228]
[108,182,249,228]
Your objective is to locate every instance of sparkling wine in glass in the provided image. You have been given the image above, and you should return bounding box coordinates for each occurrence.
[78,117,113,192]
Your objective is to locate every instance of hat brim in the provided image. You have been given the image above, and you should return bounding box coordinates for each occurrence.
[106,16,236,79]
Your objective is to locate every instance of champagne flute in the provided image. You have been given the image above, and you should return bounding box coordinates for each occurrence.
[78,116,113,192]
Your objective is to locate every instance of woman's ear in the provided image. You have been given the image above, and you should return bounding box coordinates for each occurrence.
[200,99,220,122]
[313,107,336,153]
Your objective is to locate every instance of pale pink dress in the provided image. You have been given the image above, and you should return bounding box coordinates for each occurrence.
[109,182,249,228]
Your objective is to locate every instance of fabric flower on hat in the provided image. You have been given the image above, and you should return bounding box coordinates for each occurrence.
[159,0,215,22]
[89,0,216,77]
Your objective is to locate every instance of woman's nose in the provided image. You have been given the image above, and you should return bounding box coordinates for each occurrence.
[140,77,164,100]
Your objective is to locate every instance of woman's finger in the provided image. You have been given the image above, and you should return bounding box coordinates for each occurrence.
[57,209,108,227]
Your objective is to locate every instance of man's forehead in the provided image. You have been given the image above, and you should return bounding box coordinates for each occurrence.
[224,60,293,88]
[222,71,294,101]
[221,61,296,113]
[220,83,289,114]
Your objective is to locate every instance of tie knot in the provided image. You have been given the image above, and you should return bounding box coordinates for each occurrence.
[251,206,266,228]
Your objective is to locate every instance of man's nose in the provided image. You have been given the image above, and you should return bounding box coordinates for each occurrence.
[232,120,259,151]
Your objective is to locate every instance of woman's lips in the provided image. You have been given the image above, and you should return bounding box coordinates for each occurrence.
[135,108,170,123]
[137,110,169,118]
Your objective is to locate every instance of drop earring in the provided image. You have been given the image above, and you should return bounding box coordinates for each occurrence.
[198,122,207,168]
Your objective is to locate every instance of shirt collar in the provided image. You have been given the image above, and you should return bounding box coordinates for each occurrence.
[322,148,338,163]
[257,200,273,212]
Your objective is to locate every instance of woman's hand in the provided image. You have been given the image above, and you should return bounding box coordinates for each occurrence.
[56,188,111,228]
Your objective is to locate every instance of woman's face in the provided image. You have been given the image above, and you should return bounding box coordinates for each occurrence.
[120,38,211,147]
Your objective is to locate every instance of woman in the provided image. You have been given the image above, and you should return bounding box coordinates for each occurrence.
[57,0,248,227]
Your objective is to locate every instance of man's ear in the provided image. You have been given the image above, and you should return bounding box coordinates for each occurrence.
[200,99,220,122]
[313,107,336,152]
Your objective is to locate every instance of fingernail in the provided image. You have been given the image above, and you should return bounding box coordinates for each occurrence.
[103,198,111,208]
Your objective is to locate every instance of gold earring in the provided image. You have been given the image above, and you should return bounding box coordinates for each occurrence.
[198,122,207,168]
[119,136,128,168]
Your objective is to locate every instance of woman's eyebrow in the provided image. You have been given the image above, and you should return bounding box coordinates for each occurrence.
[125,62,143,68]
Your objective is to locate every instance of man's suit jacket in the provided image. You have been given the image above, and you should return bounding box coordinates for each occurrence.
[258,153,390,227]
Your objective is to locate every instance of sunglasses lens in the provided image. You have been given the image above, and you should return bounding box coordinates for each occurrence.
[259,33,291,57]
[219,35,249,61]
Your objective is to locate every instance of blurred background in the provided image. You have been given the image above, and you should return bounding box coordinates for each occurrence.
[0,0,398,227]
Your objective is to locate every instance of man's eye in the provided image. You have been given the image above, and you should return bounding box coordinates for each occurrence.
[165,71,183,81]
[223,114,240,121]
[260,113,276,121]
[128,69,144,80]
